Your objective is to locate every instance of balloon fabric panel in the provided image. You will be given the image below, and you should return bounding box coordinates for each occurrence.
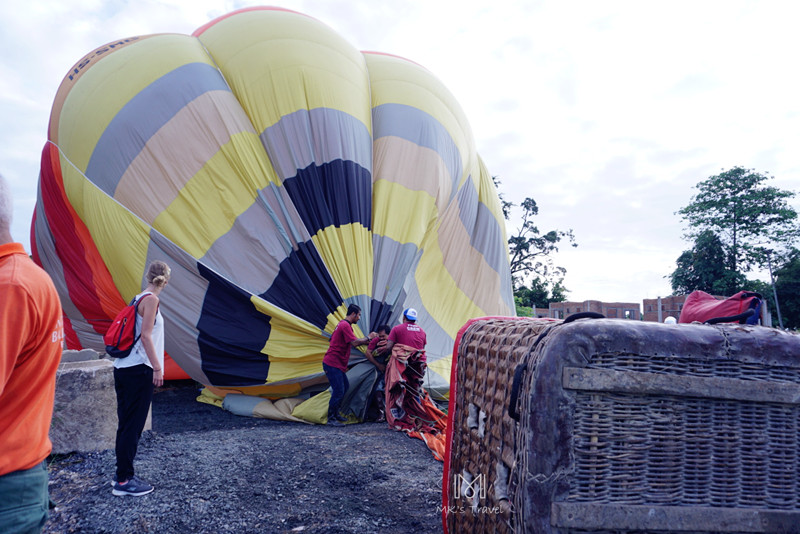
[32,7,514,397]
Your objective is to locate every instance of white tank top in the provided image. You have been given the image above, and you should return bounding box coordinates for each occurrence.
[113,291,164,370]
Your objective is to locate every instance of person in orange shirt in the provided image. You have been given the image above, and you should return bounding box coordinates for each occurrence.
[0,174,64,533]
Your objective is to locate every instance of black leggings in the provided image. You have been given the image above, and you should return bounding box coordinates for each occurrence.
[114,365,154,482]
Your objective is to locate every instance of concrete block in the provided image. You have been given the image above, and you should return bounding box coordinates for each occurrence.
[51,356,152,454]
[60,348,102,363]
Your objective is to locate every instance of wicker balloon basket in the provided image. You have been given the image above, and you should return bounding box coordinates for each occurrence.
[444,317,800,534]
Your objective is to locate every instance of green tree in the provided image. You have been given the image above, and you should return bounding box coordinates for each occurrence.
[739,252,800,329]
[492,175,513,220]
[670,230,745,295]
[492,177,575,310]
[677,167,800,277]
[773,249,800,329]
[508,197,576,293]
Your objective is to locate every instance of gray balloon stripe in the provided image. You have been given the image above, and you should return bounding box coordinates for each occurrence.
[260,107,372,181]
[372,103,462,203]
[86,62,230,197]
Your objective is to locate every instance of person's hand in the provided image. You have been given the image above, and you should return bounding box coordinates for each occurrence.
[153,368,164,387]
[377,363,386,373]
[368,331,377,340]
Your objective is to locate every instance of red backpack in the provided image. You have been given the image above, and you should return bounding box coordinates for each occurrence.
[104,294,152,358]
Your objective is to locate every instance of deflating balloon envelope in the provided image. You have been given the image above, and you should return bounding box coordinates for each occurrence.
[33,6,514,399]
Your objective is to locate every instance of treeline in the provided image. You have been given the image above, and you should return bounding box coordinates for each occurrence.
[496,167,799,328]
[670,167,799,329]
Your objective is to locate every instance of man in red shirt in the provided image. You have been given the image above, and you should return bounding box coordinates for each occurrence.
[386,307,427,352]
[322,304,373,426]
[364,324,391,373]
[364,324,391,421]
[0,174,64,532]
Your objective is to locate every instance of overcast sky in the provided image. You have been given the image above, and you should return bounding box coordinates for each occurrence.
[1,0,798,304]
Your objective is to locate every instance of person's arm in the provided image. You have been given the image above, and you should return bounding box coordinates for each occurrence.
[348,331,376,347]
[138,296,163,387]
[384,330,396,353]
[364,344,386,373]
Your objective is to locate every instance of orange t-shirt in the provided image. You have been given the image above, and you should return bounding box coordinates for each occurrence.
[0,242,63,476]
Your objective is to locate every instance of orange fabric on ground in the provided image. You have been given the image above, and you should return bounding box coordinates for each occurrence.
[385,343,447,461]
[0,243,63,476]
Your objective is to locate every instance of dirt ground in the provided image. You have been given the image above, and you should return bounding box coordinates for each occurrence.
[44,380,445,534]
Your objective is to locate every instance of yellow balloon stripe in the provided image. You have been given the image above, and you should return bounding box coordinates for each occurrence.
[153,132,275,258]
[426,355,452,400]
[58,156,151,299]
[252,293,329,370]
[311,224,373,301]
[58,35,216,171]
[197,9,371,133]
[265,360,325,384]
[416,226,487,336]
[365,53,474,189]
[475,157,508,236]
[372,180,437,245]
[291,390,330,424]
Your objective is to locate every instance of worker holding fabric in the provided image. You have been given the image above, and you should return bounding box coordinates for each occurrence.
[385,308,427,352]
[322,304,374,426]
[364,324,392,421]
[364,324,391,373]
[385,307,444,433]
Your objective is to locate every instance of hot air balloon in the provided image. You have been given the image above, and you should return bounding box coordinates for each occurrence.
[33,6,513,424]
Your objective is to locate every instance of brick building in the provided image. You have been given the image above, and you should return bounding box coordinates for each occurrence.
[529,307,550,318]
[642,295,687,323]
[548,300,641,320]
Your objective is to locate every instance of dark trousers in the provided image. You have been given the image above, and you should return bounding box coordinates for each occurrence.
[323,363,349,418]
[114,365,154,482]
[0,461,48,534]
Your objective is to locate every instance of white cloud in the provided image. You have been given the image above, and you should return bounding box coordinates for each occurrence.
[1,0,798,305]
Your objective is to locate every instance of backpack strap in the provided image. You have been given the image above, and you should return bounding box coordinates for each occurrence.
[133,293,154,315]
[131,294,158,346]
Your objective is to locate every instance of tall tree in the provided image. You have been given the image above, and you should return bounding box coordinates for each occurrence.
[492,176,513,220]
[677,167,799,277]
[507,197,576,293]
[774,249,800,329]
[514,277,568,309]
[669,230,745,295]
[492,177,576,305]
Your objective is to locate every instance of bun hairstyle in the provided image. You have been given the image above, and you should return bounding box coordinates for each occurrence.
[146,260,171,288]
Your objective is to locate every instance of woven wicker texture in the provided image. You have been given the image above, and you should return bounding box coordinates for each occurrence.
[569,353,800,509]
[446,318,555,534]
[512,320,800,534]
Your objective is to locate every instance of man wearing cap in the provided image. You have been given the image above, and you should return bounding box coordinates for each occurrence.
[383,308,428,429]
[385,308,426,353]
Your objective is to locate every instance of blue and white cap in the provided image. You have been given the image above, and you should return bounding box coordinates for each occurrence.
[403,308,418,321]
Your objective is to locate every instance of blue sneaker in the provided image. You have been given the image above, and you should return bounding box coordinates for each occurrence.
[112,476,154,496]
[327,417,344,427]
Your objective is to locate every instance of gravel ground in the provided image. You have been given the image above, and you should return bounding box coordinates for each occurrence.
[44,380,445,534]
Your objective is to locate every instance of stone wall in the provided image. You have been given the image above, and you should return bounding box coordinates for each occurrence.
[51,349,151,454]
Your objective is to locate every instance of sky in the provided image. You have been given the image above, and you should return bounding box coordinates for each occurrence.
[1,0,798,304]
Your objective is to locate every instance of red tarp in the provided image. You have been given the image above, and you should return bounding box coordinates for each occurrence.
[678,290,762,324]
[385,343,446,461]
